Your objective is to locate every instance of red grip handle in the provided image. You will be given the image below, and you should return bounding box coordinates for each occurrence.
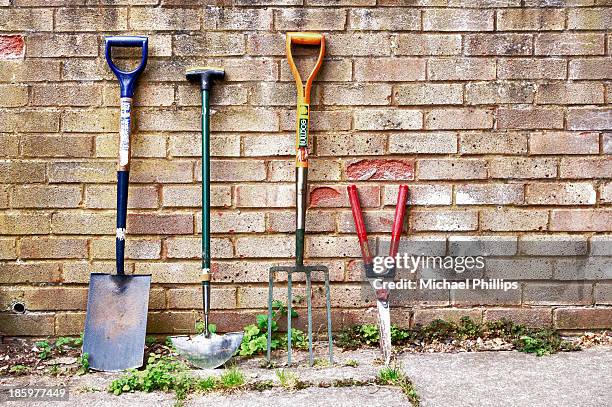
[348,185,367,243]
[389,185,408,258]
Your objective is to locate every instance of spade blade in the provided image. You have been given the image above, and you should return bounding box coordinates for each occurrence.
[83,273,151,372]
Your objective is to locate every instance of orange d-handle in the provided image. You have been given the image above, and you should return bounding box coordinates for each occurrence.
[286,32,325,104]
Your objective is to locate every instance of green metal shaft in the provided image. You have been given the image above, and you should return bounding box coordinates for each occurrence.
[202,89,211,270]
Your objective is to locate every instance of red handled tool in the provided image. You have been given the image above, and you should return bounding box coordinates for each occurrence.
[348,184,409,365]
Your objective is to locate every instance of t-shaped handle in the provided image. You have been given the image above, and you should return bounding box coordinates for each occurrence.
[186,67,225,91]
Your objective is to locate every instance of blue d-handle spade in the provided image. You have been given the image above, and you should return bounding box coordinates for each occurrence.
[83,36,151,372]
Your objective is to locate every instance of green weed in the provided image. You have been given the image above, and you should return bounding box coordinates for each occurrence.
[218,367,245,389]
[237,300,307,357]
[9,364,30,375]
[35,340,52,360]
[343,359,359,367]
[276,369,300,391]
[377,365,419,406]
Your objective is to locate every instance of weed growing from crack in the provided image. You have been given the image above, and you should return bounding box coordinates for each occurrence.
[343,359,359,367]
[377,365,420,406]
[276,369,300,391]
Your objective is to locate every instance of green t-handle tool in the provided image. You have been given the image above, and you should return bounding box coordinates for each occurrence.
[170,67,243,369]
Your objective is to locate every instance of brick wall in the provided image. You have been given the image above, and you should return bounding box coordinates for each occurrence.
[0,0,610,336]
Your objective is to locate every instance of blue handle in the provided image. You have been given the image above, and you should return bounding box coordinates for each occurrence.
[116,170,129,275]
[105,36,148,98]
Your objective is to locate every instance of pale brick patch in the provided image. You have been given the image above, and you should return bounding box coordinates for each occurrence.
[497,107,564,130]
[426,108,493,130]
[394,34,462,56]
[481,209,549,232]
[535,33,605,56]
[383,184,452,206]
[354,109,422,130]
[423,9,494,32]
[389,132,457,154]
[395,83,463,105]
[559,157,612,179]
[536,83,604,105]
[529,132,599,155]
[551,209,612,232]
[490,157,557,179]
[498,58,566,80]
[428,57,495,81]
[525,183,596,205]
[456,184,524,205]
[459,131,528,154]
[418,159,488,180]
[354,58,425,82]
[466,82,535,105]
[497,8,565,31]
[411,210,478,232]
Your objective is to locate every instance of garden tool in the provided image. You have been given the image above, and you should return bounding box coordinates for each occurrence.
[170,67,243,369]
[267,32,332,367]
[83,36,151,372]
[348,184,409,365]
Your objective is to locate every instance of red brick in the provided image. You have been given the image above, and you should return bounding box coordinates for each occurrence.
[418,159,488,180]
[411,210,478,232]
[127,213,193,235]
[551,209,612,232]
[529,132,599,154]
[309,185,380,208]
[0,35,24,59]
[346,159,414,181]
[498,108,564,130]
[554,308,611,330]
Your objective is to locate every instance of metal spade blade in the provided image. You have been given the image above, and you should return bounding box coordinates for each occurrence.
[170,332,244,369]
